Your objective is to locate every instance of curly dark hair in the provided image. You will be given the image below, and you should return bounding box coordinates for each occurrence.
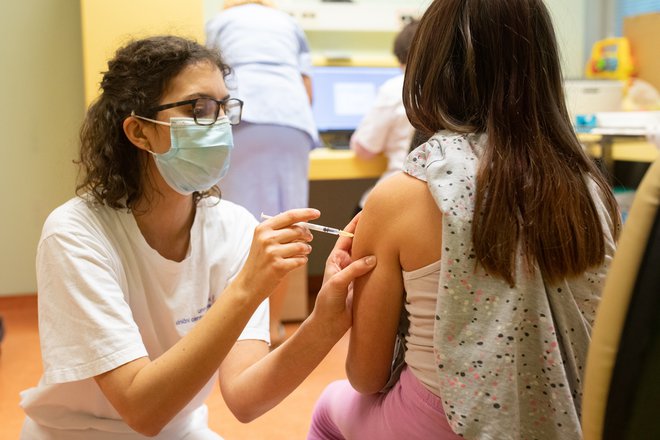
[76,35,231,210]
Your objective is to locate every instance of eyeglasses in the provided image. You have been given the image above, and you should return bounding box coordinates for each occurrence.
[148,97,243,126]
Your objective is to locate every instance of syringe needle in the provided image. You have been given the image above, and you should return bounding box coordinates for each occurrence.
[260,213,354,238]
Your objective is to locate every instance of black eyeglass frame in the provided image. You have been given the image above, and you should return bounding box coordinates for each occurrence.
[148,97,244,126]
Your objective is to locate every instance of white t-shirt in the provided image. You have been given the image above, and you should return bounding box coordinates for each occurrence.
[349,73,415,208]
[20,196,269,439]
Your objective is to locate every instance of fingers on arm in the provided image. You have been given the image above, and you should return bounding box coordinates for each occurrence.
[327,212,361,257]
[327,255,376,287]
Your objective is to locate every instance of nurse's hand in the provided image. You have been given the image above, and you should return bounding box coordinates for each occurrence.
[237,208,318,302]
[310,213,376,339]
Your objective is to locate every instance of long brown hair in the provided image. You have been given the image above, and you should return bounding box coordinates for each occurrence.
[403,0,619,285]
[76,36,231,210]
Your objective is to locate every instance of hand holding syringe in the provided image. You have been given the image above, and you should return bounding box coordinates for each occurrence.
[260,213,354,238]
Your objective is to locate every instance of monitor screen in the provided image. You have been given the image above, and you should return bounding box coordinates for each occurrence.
[311,66,402,133]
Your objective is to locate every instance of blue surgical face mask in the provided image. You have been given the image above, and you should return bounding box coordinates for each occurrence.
[132,115,233,195]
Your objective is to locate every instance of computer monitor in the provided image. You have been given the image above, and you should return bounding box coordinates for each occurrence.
[311,65,402,134]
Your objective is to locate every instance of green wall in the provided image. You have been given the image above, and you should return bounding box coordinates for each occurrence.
[0,1,84,295]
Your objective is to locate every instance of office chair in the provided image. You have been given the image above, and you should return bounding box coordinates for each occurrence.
[582,158,660,440]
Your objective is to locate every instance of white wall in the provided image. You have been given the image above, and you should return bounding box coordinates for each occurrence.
[0,1,84,295]
[545,0,588,78]
[203,0,431,21]
[205,0,588,77]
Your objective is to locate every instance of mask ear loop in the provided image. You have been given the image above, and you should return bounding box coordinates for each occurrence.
[130,111,174,156]
[144,141,156,155]
[130,110,172,127]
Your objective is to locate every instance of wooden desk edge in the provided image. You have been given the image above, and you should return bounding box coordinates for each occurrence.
[308,138,658,181]
[309,148,387,180]
[577,134,658,163]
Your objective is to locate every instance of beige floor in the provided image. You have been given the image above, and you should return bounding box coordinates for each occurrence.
[0,295,349,440]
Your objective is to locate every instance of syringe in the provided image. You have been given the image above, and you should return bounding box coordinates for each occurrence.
[260,213,354,238]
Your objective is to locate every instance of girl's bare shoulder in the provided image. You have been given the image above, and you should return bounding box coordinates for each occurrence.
[360,172,442,270]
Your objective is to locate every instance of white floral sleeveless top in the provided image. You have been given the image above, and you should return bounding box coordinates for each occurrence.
[403,131,617,440]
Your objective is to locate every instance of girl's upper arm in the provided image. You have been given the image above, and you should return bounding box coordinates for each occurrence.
[346,173,411,393]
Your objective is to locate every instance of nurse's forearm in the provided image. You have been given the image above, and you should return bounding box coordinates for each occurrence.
[220,313,344,422]
[95,281,262,436]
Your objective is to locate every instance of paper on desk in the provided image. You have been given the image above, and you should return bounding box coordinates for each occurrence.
[595,111,660,131]
[593,112,660,148]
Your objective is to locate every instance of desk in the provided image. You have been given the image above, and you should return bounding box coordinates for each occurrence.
[309,138,658,183]
[577,133,658,181]
[309,148,387,180]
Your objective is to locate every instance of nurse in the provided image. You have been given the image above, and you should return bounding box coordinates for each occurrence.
[20,35,375,439]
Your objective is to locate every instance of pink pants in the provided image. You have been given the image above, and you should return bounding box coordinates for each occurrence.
[307,367,461,440]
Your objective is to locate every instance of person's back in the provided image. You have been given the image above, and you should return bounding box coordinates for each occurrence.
[208,5,301,70]
[205,2,316,138]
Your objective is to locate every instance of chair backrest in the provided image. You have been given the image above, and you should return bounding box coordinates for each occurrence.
[582,158,660,440]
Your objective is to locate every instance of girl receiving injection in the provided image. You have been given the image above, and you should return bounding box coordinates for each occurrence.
[308,1,619,439]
